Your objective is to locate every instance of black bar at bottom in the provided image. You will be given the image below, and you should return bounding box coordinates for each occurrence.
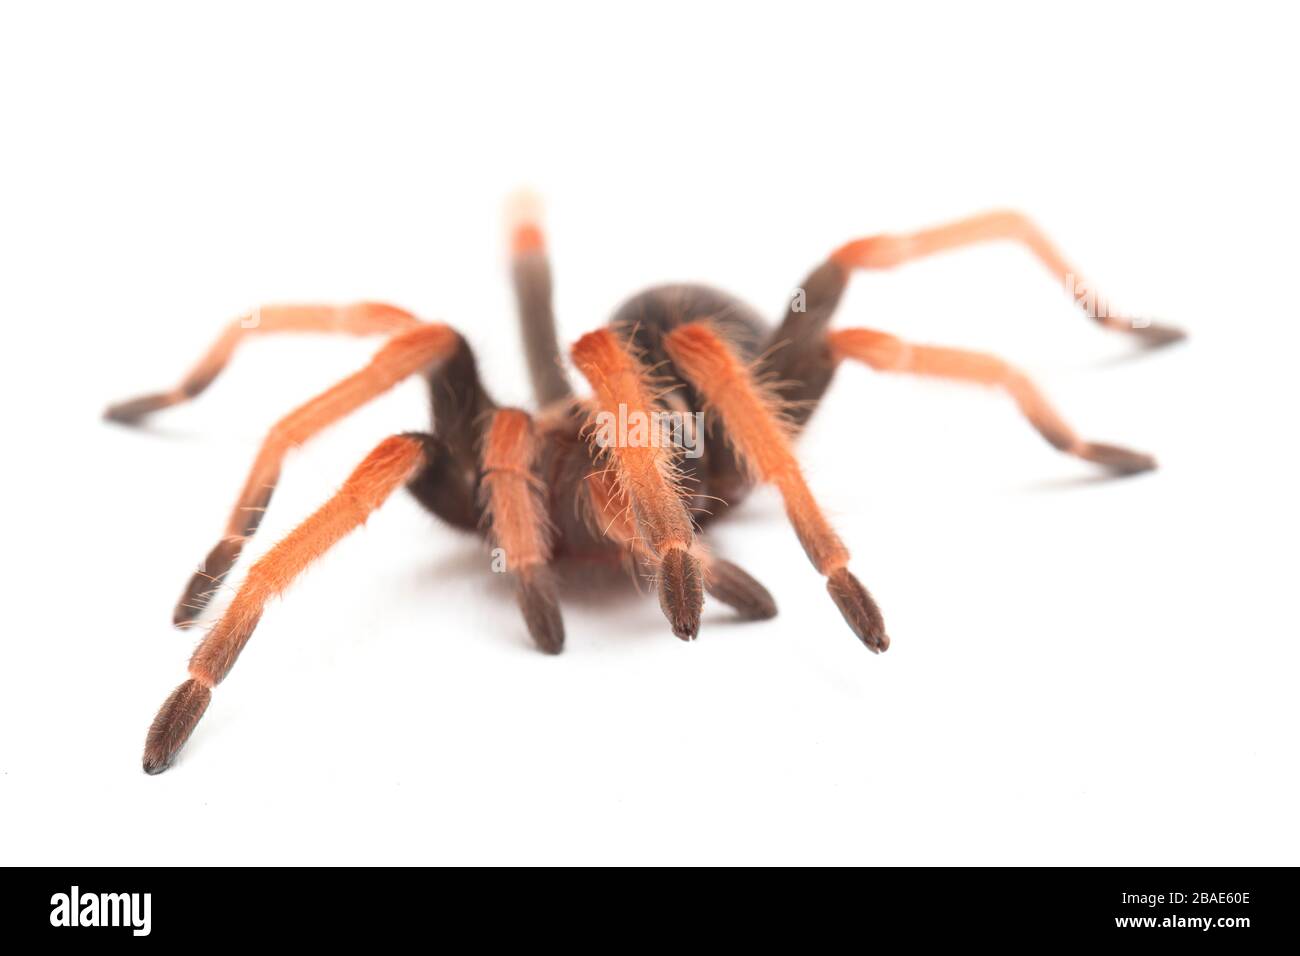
[3,866,1291,944]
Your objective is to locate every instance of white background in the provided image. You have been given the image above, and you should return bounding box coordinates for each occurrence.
[2,2,1297,865]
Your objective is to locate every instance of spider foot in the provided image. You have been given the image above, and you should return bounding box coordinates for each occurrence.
[1126,321,1187,349]
[142,678,211,775]
[103,391,178,425]
[1076,442,1158,474]
[658,548,704,641]
[827,567,889,652]
[517,567,565,655]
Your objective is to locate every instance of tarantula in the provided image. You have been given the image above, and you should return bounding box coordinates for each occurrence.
[106,204,1183,774]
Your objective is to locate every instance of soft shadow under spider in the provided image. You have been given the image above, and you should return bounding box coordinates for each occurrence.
[415,546,497,584]
[1020,469,1154,493]
[102,417,204,442]
[559,562,772,638]
[1089,335,1189,369]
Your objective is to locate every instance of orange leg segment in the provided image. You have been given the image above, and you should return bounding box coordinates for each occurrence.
[663,322,888,652]
[143,433,427,774]
[570,329,703,640]
[104,302,423,424]
[173,323,458,627]
[828,328,1157,473]
[830,210,1185,347]
[480,408,564,653]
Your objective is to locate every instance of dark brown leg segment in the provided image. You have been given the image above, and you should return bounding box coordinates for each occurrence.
[405,433,482,532]
[701,554,778,621]
[509,203,573,407]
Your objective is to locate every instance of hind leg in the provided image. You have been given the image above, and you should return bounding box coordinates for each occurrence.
[508,195,573,407]
[762,210,1184,430]
[104,302,422,423]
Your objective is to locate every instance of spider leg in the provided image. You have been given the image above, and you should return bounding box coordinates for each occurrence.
[171,324,460,626]
[829,328,1156,473]
[663,322,888,652]
[832,210,1186,345]
[480,408,564,654]
[763,211,1183,430]
[406,432,481,532]
[570,329,704,640]
[508,196,573,406]
[103,302,422,423]
[700,552,778,621]
[142,433,429,774]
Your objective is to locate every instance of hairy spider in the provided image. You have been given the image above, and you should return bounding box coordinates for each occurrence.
[107,203,1183,774]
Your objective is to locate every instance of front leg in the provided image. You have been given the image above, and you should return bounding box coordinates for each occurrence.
[171,325,460,627]
[143,433,431,774]
[664,323,888,652]
[761,210,1184,431]
[570,329,705,641]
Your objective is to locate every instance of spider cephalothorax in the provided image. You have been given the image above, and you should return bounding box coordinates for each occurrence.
[107,204,1182,774]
